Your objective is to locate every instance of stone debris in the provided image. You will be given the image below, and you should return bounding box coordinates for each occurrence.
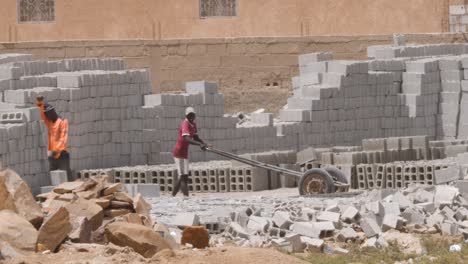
[37,207,72,252]
[0,169,174,260]
[0,210,38,253]
[105,222,171,258]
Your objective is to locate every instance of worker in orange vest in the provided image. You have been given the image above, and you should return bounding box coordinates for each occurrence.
[36,96,73,181]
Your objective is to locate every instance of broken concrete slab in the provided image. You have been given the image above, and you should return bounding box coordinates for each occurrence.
[360,217,381,238]
[341,206,359,223]
[172,213,200,227]
[272,211,293,229]
[382,214,404,231]
[247,216,270,233]
[225,222,249,239]
[300,236,324,253]
[434,185,459,205]
[336,227,358,242]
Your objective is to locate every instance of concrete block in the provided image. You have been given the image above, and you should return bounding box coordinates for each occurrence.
[434,165,461,184]
[284,233,303,253]
[247,216,270,233]
[300,236,324,252]
[337,227,358,242]
[172,213,200,227]
[317,211,340,226]
[225,222,249,239]
[292,222,319,238]
[441,222,459,236]
[434,185,459,205]
[362,138,387,151]
[50,170,68,186]
[360,217,381,238]
[185,81,218,94]
[392,192,412,210]
[341,206,359,223]
[251,113,273,126]
[0,112,24,124]
[382,214,403,231]
[134,184,160,198]
[272,211,293,229]
[279,109,311,122]
[401,208,425,225]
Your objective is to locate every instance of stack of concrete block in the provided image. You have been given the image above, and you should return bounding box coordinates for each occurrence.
[402,58,439,137]
[0,105,49,193]
[430,139,468,158]
[449,4,468,33]
[437,57,463,139]
[368,43,468,60]
[357,158,458,190]
[83,160,276,195]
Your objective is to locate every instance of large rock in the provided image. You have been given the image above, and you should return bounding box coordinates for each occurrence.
[104,209,133,217]
[66,197,104,230]
[87,175,108,197]
[0,210,38,252]
[114,192,134,204]
[153,223,178,249]
[0,169,43,228]
[103,183,122,196]
[119,213,143,224]
[0,241,24,259]
[105,222,171,258]
[181,226,209,249]
[69,216,92,243]
[134,194,151,221]
[73,178,97,193]
[37,207,72,252]
[0,175,16,211]
[54,181,84,194]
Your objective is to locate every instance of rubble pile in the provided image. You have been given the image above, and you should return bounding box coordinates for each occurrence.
[0,168,176,260]
[154,182,468,254]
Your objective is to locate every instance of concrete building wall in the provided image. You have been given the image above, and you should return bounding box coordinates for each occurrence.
[1,33,466,113]
[0,0,454,42]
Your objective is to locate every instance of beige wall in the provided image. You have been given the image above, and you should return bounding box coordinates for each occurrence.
[0,0,454,42]
[1,33,466,114]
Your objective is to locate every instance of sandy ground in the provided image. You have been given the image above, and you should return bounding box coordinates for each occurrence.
[4,244,308,264]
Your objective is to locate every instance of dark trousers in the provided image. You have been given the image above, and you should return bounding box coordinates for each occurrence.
[49,151,73,181]
[172,174,189,197]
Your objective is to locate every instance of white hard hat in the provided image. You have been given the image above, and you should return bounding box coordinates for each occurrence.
[185,107,196,116]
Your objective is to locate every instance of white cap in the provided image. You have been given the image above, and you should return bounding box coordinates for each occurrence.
[185,107,196,116]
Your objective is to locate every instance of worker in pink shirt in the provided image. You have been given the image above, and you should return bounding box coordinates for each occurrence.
[172,107,210,197]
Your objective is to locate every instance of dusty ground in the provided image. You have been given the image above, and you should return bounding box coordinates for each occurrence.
[223,87,291,116]
[4,244,307,264]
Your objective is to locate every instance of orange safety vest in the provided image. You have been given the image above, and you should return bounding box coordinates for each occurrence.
[38,105,69,159]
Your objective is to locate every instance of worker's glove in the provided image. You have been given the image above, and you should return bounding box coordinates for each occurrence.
[36,96,44,107]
